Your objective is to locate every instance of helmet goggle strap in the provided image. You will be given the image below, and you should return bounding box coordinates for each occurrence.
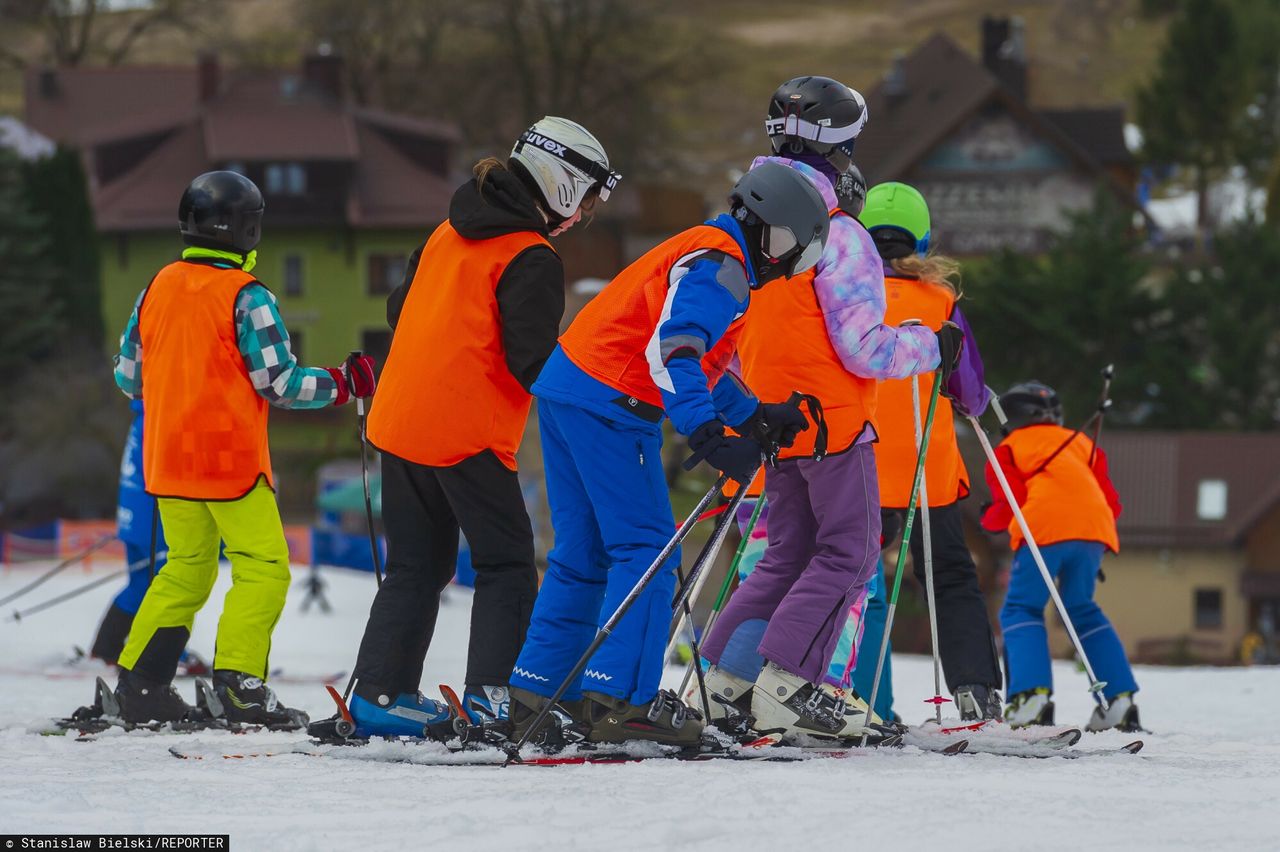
[515,128,622,202]
[765,111,865,148]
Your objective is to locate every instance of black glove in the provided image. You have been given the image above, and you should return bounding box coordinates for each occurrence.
[735,401,810,450]
[685,420,761,486]
[935,321,964,389]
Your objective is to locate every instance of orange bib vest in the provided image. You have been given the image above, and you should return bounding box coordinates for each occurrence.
[367,222,553,471]
[139,261,272,501]
[999,424,1120,553]
[736,209,875,460]
[876,276,967,508]
[560,225,746,407]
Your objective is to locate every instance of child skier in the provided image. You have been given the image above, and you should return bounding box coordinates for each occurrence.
[85,400,206,675]
[860,181,1004,721]
[108,170,375,728]
[508,162,829,747]
[697,77,957,742]
[344,118,617,737]
[980,381,1141,731]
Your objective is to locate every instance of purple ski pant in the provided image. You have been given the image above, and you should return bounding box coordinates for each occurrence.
[702,444,882,683]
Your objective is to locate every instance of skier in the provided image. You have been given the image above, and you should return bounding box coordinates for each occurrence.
[508,162,829,747]
[84,400,207,675]
[108,170,375,728]
[859,181,1004,721]
[696,77,957,742]
[980,381,1141,731]
[344,117,618,737]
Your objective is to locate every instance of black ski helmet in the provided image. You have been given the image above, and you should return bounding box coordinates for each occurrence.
[836,163,867,217]
[766,76,868,174]
[178,171,265,253]
[999,381,1064,434]
[729,162,830,288]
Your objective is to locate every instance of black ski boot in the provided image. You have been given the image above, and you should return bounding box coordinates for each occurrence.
[954,684,1003,722]
[115,669,194,725]
[207,670,309,730]
[508,686,586,750]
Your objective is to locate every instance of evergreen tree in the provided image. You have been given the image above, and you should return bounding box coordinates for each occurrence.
[23,147,103,349]
[0,148,63,382]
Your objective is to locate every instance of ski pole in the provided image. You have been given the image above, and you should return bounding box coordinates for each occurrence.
[8,568,127,622]
[668,479,753,721]
[913,374,947,723]
[1088,364,1114,467]
[967,414,1110,710]
[986,386,1008,427]
[349,350,383,587]
[0,534,115,608]
[676,494,766,696]
[862,371,943,747]
[504,475,729,764]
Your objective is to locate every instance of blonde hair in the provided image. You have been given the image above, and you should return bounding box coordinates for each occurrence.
[473,156,507,193]
[890,251,962,297]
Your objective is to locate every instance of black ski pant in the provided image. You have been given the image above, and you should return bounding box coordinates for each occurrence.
[352,450,537,696]
[904,501,1002,693]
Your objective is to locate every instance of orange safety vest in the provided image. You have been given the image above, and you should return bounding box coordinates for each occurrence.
[736,209,876,460]
[999,424,1120,553]
[559,224,746,407]
[876,276,967,508]
[367,222,553,471]
[139,261,272,501]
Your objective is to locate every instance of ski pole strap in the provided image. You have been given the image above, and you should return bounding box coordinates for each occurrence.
[786,391,828,461]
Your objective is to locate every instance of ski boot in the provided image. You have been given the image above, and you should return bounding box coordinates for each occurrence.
[1005,688,1054,728]
[1086,693,1143,733]
[750,662,889,743]
[461,685,510,725]
[682,666,755,736]
[115,669,195,725]
[581,689,704,747]
[207,670,309,730]
[508,686,586,750]
[954,683,1003,722]
[347,682,453,739]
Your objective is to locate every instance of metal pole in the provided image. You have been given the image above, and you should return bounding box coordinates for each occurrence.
[913,374,946,723]
[0,534,116,608]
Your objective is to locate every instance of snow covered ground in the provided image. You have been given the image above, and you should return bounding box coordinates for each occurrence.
[1,562,1277,851]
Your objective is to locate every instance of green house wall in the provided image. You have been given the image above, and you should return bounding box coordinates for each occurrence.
[100,226,430,367]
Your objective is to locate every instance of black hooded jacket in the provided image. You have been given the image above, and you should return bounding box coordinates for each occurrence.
[386,167,565,392]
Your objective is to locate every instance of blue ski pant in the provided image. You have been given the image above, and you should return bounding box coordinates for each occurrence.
[510,398,677,705]
[114,541,169,615]
[1000,540,1137,700]
[848,557,894,719]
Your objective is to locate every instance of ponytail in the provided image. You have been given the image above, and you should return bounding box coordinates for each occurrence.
[890,251,962,297]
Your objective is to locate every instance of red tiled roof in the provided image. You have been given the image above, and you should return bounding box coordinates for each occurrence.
[24,65,197,146]
[347,122,454,229]
[92,122,207,230]
[202,75,360,161]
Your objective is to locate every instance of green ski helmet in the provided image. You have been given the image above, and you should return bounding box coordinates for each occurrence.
[858,181,931,258]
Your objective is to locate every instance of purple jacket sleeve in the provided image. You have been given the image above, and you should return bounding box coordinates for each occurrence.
[944,305,991,417]
[812,216,940,379]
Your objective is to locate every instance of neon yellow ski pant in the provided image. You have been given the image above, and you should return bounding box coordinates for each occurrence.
[118,479,290,679]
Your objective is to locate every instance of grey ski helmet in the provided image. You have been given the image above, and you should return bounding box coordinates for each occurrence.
[729,161,830,287]
[178,170,264,253]
[836,163,867,217]
[510,116,619,220]
[766,76,868,174]
[999,381,1064,434]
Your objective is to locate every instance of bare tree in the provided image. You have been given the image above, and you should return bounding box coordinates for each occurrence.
[0,0,213,68]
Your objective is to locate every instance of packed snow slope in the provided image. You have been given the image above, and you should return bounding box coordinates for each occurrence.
[1,563,1277,851]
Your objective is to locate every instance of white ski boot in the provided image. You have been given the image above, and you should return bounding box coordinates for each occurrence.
[954,684,1003,722]
[1005,689,1054,728]
[751,662,881,742]
[1086,693,1143,733]
[681,666,753,722]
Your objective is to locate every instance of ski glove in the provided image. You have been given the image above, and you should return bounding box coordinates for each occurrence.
[684,420,762,486]
[734,401,810,450]
[935,321,964,391]
[328,353,377,406]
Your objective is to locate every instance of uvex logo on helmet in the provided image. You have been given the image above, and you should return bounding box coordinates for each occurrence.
[521,130,568,157]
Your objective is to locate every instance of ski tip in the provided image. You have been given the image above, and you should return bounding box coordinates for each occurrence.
[942,739,969,755]
[169,746,196,760]
[1121,740,1144,754]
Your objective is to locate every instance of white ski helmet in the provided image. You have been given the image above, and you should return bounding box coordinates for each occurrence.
[510,116,619,220]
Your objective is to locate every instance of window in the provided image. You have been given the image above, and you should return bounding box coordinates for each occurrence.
[360,330,392,376]
[288,329,304,364]
[1194,588,1223,630]
[367,253,408,296]
[283,254,304,297]
[1197,479,1228,520]
[265,162,307,196]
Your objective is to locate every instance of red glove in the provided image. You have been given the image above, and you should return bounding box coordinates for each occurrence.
[328,354,377,406]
